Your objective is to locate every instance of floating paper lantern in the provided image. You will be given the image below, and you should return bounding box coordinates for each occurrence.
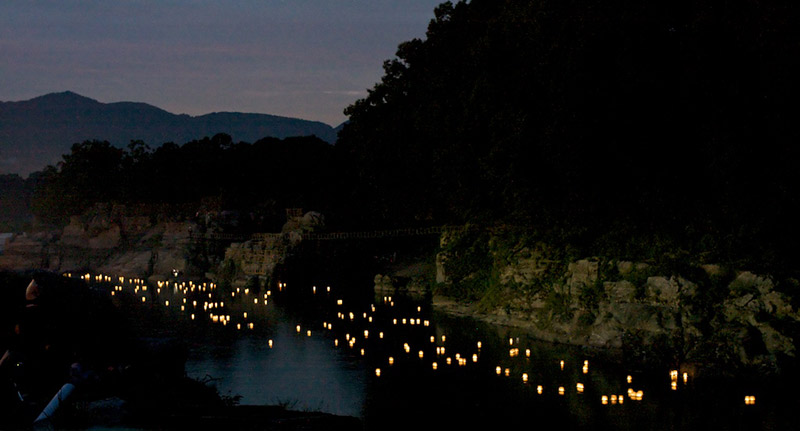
[389,357,394,365]
[627,375,632,384]
[744,396,756,405]
[269,340,273,348]
[432,362,438,370]
[472,354,478,363]
[610,395,617,404]
[525,349,531,357]
[537,385,543,394]
[683,372,688,384]
[618,395,624,404]
[249,323,254,330]
[418,351,424,359]
[602,396,608,405]
[375,368,381,377]
[504,368,511,377]
[477,341,482,349]
[577,383,584,393]
[671,381,677,391]
[559,387,565,395]
[296,325,301,333]
[307,330,312,337]
[496,366,502,375]
[522,373,529,383]
[560,360,564,370]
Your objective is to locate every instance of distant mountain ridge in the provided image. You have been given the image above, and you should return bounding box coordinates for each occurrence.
[0,91,339,176]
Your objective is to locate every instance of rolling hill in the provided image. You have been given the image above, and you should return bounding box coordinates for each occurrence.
[0,91,339,176]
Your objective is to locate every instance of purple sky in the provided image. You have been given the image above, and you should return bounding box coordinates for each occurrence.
[0,0,444,127]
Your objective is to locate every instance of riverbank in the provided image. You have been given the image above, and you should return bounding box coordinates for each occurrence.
[372,231,800,378]
[0,270,362,430]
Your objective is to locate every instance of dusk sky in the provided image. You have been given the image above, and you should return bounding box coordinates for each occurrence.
[0,0,444,127]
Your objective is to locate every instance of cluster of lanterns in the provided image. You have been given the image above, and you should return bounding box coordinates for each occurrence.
[70,271,759,410]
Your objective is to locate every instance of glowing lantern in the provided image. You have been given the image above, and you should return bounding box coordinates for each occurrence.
[472,354,478,363]
[446,357,452,365]
[418,351,424,359]
[671,381,677,391]
[683,372,688,384]
[388,357,394,365]
[364,330,369,338]
[296,325,301,333]
[249,323,254,330]
[636,391,643,401]
[430,336,435,343]
[441,335,446,342]
[237,323,242,330]
[432,362,438,370]
[504,368,511,377]
[496,366,502,375]
[361,349,365,356]
[379,332,384,339]
[375,368,381,377]
[537,385,543,394]
[307,330,312,337]
[560,360,564,370]
[243,312,248,319]
[744,396,756,405]
[477,341,482,349]
[424,320,430,326]
[618,395,624,404]
[583,365,589,374]
[254,299,258,304]
[559,387,565,395]
[602,396,608,405]
[522,373,529,383]
[526,349,531,357]
[337,299,343,306]
[335,339,339,347]
[509,338,514,346]
[627,375,632,384]
[141,297,146,302]
[610,395,617,404]
[577,383,584,393]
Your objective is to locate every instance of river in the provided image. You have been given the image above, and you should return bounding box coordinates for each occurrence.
[87,273,795,430]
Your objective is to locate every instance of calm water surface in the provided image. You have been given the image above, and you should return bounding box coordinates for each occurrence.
[91,274,796,430]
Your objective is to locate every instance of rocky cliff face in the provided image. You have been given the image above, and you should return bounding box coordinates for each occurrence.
[376,229,800,372]
[0,206,196,280]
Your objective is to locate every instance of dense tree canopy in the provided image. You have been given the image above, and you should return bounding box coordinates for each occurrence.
[337,0,800,267]
[29,134,349,229]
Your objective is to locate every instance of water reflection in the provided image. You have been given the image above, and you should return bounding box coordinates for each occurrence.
[186,323,366,416]
[72,272,795,430]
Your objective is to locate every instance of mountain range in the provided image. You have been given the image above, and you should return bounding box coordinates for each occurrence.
[0,91,341,176]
